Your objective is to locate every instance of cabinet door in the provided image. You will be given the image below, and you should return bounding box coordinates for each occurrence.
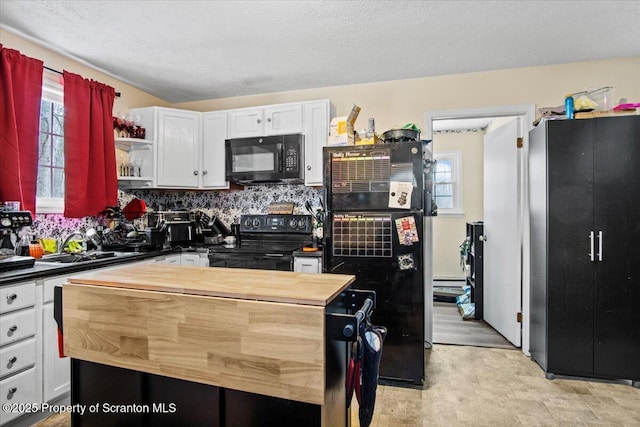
[202,111,229,188]
[228,108,264,138]
[43,302,70,401]
[156,109,201,187]
[593,116,640,380]
[264,104,303,136]
[546,120,595,376]
[303,101,329,186]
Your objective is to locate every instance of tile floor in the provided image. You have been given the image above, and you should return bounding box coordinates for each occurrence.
[351,345,640,426]
[36,345,640,427]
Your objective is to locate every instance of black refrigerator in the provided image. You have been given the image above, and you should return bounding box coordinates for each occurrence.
[323,140,432,386]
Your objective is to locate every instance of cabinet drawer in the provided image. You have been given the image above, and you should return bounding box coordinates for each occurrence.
[0,367,38,424]
[0,282,36,313]
[0,338,36,379]
[0,309,36,346]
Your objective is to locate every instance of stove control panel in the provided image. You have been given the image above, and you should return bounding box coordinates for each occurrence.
[241,214,313,234]
[0,211,33,229]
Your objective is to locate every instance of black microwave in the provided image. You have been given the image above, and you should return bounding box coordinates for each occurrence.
[225,134,304,184]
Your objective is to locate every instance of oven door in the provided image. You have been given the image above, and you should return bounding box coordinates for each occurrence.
[208,252,292,271]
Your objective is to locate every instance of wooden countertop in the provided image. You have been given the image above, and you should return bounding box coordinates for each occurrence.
[67,264,355,306]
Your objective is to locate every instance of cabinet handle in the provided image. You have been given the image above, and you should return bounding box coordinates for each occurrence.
[193,170,199,176]
[597,231,603,262]
[8,387,17,395]
[6,293,17,303]
[9,356,17,364]
[267,117,272,122]
[257,119,262,124]
[8,325,18,333]
[306,165,311,171]
[589,231,595,261]
[202,170,208,175]
[479,235,487,242]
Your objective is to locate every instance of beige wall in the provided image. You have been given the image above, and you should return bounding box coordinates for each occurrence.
[176,57,640,135]
[432,131,484,279]
[1,29,170,112]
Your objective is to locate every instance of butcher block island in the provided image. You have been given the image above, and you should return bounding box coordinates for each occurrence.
[59,263,359,427]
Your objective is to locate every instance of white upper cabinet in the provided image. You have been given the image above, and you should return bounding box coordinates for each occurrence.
[202,111,229,188]
[228,103,303,138]
[156,108,201,187]
[303,100,330,186]
[129,100,330,189]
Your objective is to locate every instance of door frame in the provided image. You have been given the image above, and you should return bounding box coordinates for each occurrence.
[424,104,535,355]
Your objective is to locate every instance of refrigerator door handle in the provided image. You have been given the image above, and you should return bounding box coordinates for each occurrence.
[597,231,603,262]
[589,231,595,262]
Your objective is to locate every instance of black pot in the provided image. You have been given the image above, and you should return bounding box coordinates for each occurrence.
[381,128,420,143]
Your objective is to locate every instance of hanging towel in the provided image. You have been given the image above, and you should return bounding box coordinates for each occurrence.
[358,323,386,427]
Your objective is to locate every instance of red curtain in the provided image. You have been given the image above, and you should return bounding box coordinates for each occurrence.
[63,71,117,218]
[0,44,44,215]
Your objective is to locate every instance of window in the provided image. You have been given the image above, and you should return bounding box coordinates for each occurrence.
[36,76,65,213]
[433,151,463,216]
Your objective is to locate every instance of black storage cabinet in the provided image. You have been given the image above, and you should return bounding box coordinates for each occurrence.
[529,115,640,386]
[465,221,484,320]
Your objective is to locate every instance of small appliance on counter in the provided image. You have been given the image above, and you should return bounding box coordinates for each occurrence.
[0,210,36,272]
[145,210,196,247]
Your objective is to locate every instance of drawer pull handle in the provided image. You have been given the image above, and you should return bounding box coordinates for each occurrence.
[9,356,17,364]
[8,387,17,395]
[6,293,17,303]
[8,325,18,333]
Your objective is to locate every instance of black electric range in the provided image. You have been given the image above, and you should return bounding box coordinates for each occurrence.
[208,214,313,271]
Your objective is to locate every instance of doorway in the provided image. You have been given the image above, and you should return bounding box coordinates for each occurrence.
[424,105,535,354]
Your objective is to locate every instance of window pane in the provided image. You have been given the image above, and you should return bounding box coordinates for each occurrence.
[435,171,451,183]
[37,167,51,197]
[435,159,452,183]
[435,183,452,196]
[40,101,51,133]
[52,168,65,198]
[436,195,453,209]
[53,136,64,167]
[53,106,64,135]
[39,134,51,165]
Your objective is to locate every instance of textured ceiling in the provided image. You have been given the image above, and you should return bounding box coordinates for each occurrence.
[1,0,639,104]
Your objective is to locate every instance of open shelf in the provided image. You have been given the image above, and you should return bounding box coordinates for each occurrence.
[115,137,153,148]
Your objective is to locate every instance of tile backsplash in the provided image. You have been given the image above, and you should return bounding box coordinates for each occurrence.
[29,185,323,239]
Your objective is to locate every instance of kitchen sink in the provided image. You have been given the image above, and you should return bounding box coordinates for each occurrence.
[38,251,116,264]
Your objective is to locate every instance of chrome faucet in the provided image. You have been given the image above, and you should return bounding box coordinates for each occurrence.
[58,231,85,253]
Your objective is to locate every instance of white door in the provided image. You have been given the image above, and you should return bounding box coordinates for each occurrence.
[483,118,521,346]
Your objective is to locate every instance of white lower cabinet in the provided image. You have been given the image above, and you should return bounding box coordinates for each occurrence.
[157,253,209,267]
[41,275,69,404]
[0,281,37,426]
